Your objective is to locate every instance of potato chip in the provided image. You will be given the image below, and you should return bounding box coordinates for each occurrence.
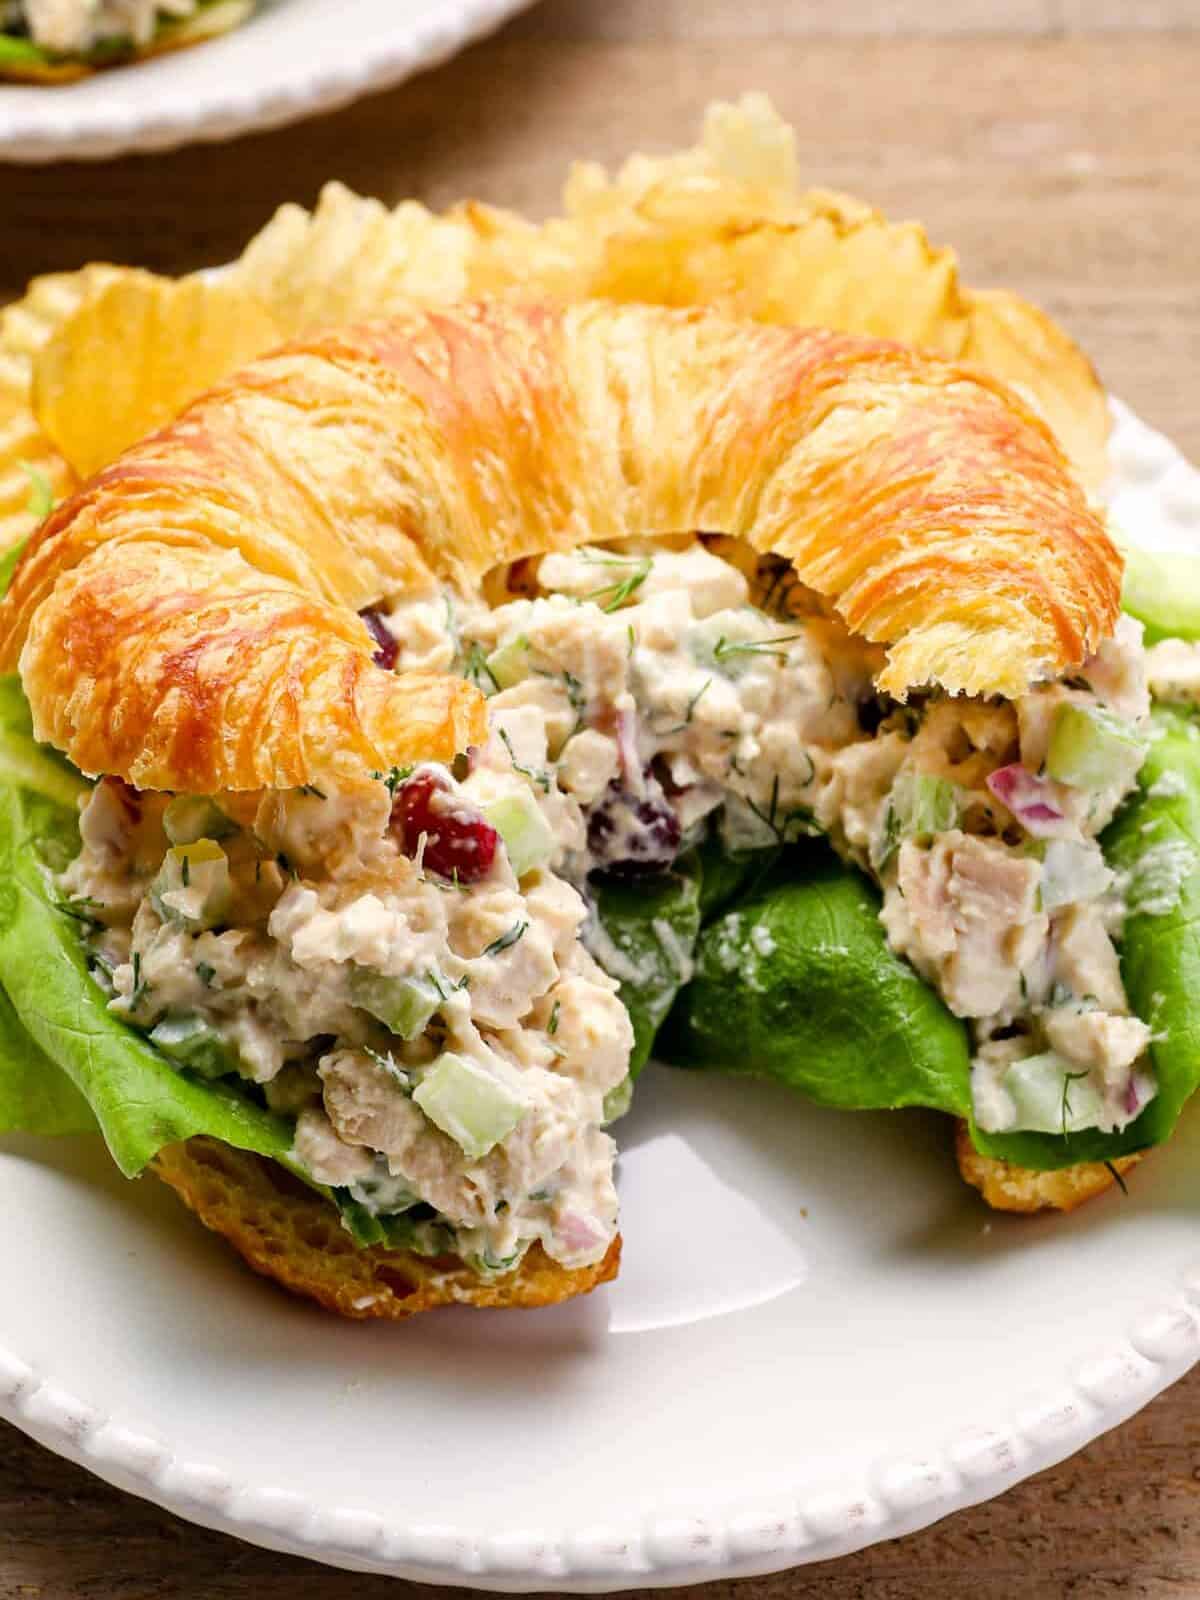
[963,288,1110,495]
[33,270,281,479]
[10,92,1107,519]
[0,265,124,553]
[233,183,479,336]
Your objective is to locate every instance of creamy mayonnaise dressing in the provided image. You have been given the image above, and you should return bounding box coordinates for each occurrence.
[63,536,1161,1256]
[380,538,1157,1139]
[7,0,195,51]
[62,741,631,1275]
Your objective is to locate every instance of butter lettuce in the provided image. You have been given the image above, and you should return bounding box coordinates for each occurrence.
[662,848,973,1113]
[588,857,703,1073]
[0,673,292,1175]
[666,707,1200,1172]
[0,982,96,1137]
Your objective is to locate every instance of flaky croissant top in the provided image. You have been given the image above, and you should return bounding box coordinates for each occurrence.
[0,300,1122,794]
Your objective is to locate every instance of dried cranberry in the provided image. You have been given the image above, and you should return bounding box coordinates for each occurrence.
[391,770,497,883]
[587,774,681,876]
[360,606,398,671]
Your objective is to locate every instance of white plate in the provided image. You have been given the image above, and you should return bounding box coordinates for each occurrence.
[3,400,1200,1590]
[0,0,534,163]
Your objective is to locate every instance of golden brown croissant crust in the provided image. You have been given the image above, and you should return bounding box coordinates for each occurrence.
[1,300,1121,793]
[953,1123,1141,1214]
[152,1138,620,1319]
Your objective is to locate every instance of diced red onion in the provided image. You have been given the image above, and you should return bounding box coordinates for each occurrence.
[615,707,641,786]
[986,764,1068,837]
[1124,1077,1143,1117]
[556,1210,607,1255]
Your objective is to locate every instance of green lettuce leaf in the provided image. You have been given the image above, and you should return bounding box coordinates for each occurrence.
[973,703,1200,1168]
[0,673,293,1176]
[662,847,973,1114]
[588,855,703,1073]
[0,981,96,1137]
[0,35,49,66]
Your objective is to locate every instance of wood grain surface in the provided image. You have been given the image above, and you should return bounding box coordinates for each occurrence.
[3,3,1200,1596]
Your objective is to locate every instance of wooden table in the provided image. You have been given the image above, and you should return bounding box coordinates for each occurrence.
[3,3,1199,1595]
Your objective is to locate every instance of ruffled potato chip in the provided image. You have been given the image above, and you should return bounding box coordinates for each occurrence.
[229,92,1107,487]
[14,93,1108,501]
[0,265,124,554]
[555,95,1105,485]
[233,183,482,337]
[33,271,280,479]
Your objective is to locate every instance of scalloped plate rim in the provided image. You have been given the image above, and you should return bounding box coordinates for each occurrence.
[2,396,1199,1589]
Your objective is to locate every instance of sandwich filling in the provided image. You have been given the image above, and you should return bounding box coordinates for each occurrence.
[374,536,1156,1140]
[60,537,1156,1270]
[3,0,196,51]
[61,748,631,1276]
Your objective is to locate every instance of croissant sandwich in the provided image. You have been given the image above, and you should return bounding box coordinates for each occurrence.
[3,102,1199,1318]
[0,0,253,82]
[0,289,1187,1319]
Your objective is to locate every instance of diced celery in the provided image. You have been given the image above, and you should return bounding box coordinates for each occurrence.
[150,840,231,931]
[1040,839,1113,912]
[602,1075,633,1125]
[892,773,959,837]
[1121,548,1200,645]
[486,636,532,690]
[413,1052,528,1159]
[150,1014,238,1079]
[350,969,441,1039]
[1045,703,1146,790]
[878,772,959,867]
[1002,1052,1106,1134]
[163,795,233,846]
[483,790,556,878]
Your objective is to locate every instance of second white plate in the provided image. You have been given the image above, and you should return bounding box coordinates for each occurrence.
[0,0,534,163]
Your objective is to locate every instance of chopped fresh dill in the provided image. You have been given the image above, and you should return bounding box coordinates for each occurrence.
[370,765,413,797]
[876,803,901,872]
[55,893,103,927]
[713,632,804,663]
[497,726,551,792]
[1104,1160,1129,1196]
[744,773,821,843]
[297,784,327,800]
[425,968,469,1001]
[660,678,712,736]
[461,641,500,694]
[533,667,587,736]
[276,850,297,880]
[20,462,54,521]
[196,961,217,989]
[130,951,148,1009]
[180,854,191,888]
[364,1046,413,1094]
[578,548,652,612]
[483,920,529,957]
[548,1000,560,1035]
[1060,1069,1091,1141]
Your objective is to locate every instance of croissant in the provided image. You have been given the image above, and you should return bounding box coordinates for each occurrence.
[151,1140,621,1320]
[2,300,1120,797]
[0,301,1130,1308]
